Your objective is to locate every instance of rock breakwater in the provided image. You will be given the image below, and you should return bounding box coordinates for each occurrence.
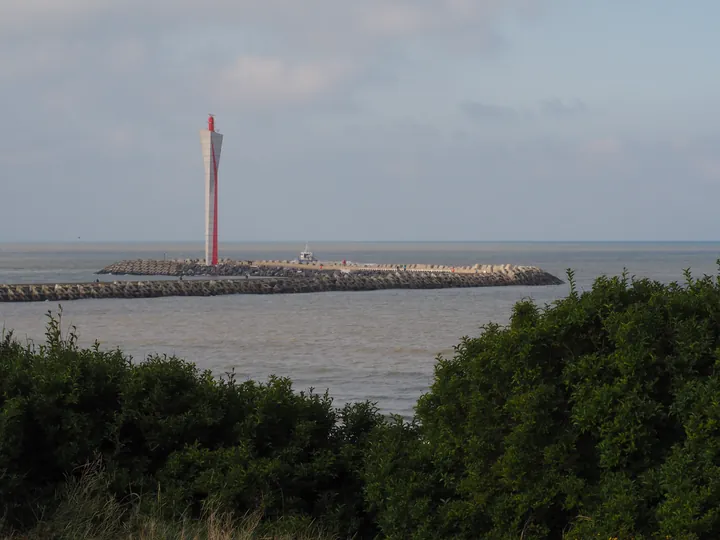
[98,259,322,278]
[98,259,562,279]
[0,269,563,303]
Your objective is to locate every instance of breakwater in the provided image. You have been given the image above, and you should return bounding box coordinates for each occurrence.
[0,268,562,303]
[97,259,560,278]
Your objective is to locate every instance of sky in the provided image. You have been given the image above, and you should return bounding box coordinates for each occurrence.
[1,0,719,242]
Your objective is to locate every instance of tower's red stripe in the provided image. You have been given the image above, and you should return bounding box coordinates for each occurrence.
[211,140,219,265]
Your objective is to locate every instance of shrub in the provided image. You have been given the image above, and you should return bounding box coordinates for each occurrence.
[0,308,383,538]
[8,264,720,539]
[0,314,130,527]
[365,267,720,539]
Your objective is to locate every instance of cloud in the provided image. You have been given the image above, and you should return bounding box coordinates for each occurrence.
[461,98,587,123]
[357,0,510,37]
[0,42,84,81]
[212,56,351,107]
[0,0,548,42]
[678,136,720,182]
[461,102,520,120]
[360,3,436,36]
[698,160,720,181]
[541,98,587,116]
[4,1,720,243]
[0,37,148,82]
[0,0,112,32]
[0,0,561,133]
[1,1,555,113]
[584,137,622,156]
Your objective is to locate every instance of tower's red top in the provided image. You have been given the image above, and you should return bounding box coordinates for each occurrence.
[208,115,215,132]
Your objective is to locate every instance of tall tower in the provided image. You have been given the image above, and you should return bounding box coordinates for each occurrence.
[199,114,223,266]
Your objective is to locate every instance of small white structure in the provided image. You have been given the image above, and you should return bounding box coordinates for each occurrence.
[298,243,317,263]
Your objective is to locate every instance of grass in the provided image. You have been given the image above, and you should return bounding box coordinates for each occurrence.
[0,461,335,540]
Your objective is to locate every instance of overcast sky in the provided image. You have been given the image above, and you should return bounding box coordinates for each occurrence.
[1,1,719,242]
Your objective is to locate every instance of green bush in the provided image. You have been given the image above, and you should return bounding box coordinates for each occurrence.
[365,268,720,539]
[8,266,720,539]
[0,309,383,538]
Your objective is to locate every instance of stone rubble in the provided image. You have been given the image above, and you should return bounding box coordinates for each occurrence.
[0,260,564,303]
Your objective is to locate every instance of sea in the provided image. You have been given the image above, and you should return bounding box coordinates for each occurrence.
[1,241,718,418]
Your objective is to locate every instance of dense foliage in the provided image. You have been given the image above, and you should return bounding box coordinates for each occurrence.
[365,268,720,539]
[5,267,720,538]
[0,309,383,538]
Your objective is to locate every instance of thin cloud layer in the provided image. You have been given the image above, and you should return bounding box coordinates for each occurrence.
[213,56,351,106]
[460,99,587,123]
[461,102,521,120]
[1,0,719,241]
[1,1,552,118]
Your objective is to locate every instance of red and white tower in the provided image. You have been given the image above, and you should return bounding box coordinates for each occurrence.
[199,114,223,266]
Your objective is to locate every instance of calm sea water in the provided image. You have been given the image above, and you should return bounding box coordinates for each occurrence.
[1,242,718,417]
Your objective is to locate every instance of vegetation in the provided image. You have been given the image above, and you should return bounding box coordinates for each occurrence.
[2,461,331,539]
[0,309,381,539]
[4,267,720,538]
[365,268,720,539]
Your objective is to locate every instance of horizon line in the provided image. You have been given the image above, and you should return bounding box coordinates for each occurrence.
[3,240,720,245]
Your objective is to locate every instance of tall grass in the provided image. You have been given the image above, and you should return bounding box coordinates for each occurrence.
[0,460,335,540]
